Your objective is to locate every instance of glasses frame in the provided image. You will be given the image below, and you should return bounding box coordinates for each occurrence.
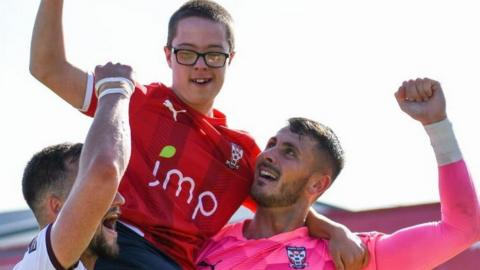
[171,48,230,68]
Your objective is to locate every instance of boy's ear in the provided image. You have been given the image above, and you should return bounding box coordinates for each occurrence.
[228,51,235,65]
[164,46,173,68]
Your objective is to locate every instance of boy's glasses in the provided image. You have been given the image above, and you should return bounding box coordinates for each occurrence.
[172,48,229,68]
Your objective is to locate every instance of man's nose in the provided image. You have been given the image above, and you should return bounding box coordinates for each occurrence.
[113,192,126,206]
[261,148,276,164]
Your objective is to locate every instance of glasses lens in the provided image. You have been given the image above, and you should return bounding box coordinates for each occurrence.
[205,53,227,67]
[176,50,197,65]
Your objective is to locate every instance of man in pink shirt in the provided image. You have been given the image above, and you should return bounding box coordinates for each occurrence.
[196,78,480,269]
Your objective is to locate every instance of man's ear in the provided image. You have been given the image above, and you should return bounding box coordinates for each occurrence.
[164,46,173,68]
[47,195,63,216]
[307,172,332,198]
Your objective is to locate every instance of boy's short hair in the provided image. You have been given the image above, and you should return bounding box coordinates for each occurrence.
[167,0,235,51]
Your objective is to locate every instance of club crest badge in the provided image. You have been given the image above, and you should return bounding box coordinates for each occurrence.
[225,143,243,170]
[286,246,307,269]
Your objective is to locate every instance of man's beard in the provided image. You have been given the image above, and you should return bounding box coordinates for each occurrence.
[251,177,308,208]
[87,230,119,259]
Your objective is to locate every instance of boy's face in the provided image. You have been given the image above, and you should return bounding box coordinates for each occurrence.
[165,16,233,114]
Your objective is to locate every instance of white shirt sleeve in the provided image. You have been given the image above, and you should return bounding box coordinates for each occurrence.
[12,224,86,270]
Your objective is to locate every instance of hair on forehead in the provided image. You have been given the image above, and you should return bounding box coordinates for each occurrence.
[167,0,235,51]
[287,117,344,181]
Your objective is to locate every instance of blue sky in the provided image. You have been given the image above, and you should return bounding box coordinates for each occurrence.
[1,0,479,213]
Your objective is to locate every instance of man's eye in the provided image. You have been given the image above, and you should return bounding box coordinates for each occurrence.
[285,148,296,157]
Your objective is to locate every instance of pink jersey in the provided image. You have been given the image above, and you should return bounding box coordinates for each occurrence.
[197,160,480,270]
[196,221,381,270]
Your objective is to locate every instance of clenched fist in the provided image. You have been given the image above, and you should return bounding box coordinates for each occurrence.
[394,78,447,125]
[95,62,136,96]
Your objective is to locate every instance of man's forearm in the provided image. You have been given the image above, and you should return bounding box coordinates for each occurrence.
[307,208,368,270]
[373,119,480,270]
[306,208,343,239]
[428,120,480,237]
[51,92,131,268]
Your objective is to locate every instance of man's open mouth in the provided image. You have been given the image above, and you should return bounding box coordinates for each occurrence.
[257,164,280,182]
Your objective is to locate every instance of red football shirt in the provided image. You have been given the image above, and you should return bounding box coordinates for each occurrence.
[83,80,260,269]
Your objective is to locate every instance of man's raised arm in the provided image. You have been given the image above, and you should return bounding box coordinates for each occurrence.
[31,0,88,108]
[50,63,134,268]
[368,78,480,270]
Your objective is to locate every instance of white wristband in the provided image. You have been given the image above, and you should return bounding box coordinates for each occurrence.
[98,88,131,99]
[424,118,462,166]
[95,77,135,97]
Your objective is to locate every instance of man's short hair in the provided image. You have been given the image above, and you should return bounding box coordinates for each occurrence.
[288,117,344,182]
[167,0,235,51]
[22,143,83,222]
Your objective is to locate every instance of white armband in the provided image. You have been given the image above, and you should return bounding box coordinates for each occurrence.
[424,118,462,166]
[79,71,95,112]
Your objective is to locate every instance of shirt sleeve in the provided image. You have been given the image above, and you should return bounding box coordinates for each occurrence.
[367,120,480,270]
[13,224,83,270]
[242,195,257,212]
[79,72,146,117]
[13,225,59,270]
[78,72,97,117]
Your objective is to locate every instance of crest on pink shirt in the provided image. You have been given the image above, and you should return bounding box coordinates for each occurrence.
[286,246,307,269]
